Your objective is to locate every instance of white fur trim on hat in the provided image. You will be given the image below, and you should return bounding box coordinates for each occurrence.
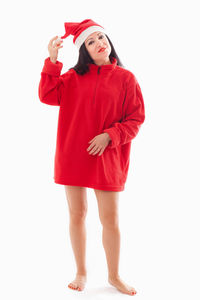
[74,25,107,50]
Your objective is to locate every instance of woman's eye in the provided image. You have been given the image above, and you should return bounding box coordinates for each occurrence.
[88,35,104,45]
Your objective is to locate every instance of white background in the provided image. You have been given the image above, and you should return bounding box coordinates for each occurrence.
[0,0,199,299]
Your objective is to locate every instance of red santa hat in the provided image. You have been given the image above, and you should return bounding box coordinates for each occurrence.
[60,19,107,50]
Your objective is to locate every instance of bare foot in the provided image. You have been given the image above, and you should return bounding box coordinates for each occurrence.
[68,274,87,291]
[108,276,137,296]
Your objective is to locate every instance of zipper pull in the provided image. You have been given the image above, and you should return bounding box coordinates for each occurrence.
[97,66,101,74]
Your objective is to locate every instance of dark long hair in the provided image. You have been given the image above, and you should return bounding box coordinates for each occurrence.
[69,34,124,75]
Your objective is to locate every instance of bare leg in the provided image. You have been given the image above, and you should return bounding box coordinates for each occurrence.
[64,185,87,291]
[94,189,137,296]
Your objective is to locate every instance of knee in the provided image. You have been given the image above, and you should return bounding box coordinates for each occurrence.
[70,209,87,224]
[100,213,119,229]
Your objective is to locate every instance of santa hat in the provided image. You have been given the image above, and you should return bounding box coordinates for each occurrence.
[60,19,107,50]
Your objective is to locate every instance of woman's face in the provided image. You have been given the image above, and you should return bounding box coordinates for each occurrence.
[84,31,111,65]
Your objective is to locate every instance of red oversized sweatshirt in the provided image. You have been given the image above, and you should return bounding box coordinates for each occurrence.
[38,56,145,191]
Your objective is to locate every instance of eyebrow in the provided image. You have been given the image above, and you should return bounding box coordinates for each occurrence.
[86,32,103,43]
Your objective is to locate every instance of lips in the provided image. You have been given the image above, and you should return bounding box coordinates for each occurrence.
[98,47,106,53]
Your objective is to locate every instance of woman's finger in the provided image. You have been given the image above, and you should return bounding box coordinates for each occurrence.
[48,36,58,46]
[54,45,63,50]
[55,46,63,50]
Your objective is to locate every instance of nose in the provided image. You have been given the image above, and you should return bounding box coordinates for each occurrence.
[97,40,104,48]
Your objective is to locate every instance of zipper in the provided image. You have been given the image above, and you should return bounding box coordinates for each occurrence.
[93,66,101,104]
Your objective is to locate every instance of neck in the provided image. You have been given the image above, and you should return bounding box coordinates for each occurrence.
[94,57,111,66]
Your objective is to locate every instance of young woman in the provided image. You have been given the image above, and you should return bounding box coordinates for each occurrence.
[38,19,145,296]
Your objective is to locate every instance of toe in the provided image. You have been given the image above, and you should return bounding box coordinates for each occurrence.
[68,278,85,292]
[73,285,78,289]
[68,283,76,289]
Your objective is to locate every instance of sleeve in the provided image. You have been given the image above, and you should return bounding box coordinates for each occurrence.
[38,57,64,106]
[103,73,145,149]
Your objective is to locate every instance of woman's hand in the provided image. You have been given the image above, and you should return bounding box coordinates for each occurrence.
[48,36,63,63]
[87,133,111,156]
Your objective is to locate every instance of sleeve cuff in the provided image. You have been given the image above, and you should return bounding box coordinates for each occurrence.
[42,57,63,76]
[103,128,118,149]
